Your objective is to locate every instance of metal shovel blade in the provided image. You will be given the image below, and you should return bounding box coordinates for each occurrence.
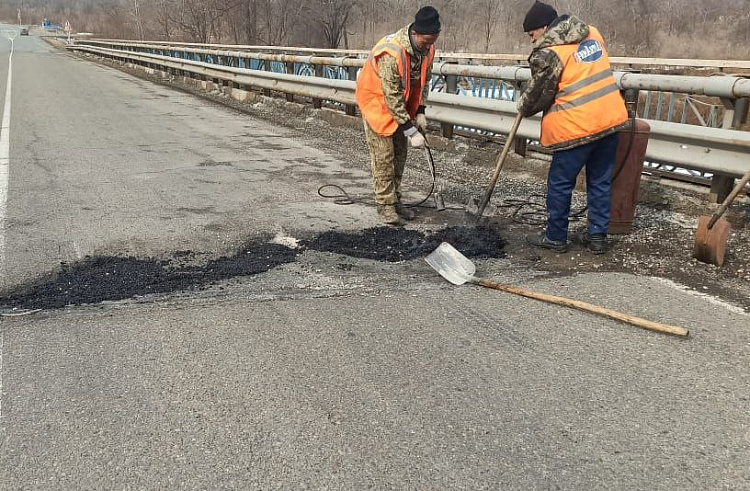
[425,242,477,286]
[433,192,446,211]
[466,197,480,215]
[465,196,497,218]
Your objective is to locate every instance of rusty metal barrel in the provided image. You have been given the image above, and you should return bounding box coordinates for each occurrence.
[609,119,651,234]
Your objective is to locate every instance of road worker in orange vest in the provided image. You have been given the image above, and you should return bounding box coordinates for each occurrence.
[356,7,440,226]
[517,1,629,254]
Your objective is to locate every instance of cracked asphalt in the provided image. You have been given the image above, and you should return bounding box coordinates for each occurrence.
[0,31,748,490]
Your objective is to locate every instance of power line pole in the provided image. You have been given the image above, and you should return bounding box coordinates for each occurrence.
[17,9,22,25]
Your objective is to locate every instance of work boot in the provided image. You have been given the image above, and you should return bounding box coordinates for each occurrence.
[576,230,607,254]
[395,203,415,220]
[377,205,402,226]
[526,232,568,253]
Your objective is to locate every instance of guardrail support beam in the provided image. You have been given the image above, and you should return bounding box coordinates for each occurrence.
[441,71,458,139]
[345,67,358,116]
[709,97,749,203]
[710,176,735,204]
[313,65,324,109]
[285,62,295,102]
[262,60,272,97]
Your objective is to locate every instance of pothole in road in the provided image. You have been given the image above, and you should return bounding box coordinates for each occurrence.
[0,226,505,311]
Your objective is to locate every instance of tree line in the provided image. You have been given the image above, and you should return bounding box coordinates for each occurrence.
[3,0,749,59]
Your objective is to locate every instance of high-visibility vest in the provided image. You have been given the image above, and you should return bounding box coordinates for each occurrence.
[541,27,628,149]
[356,33,434,137]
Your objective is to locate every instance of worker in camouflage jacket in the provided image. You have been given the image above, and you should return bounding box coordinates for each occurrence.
[518,1,629,254]
[356,7,440,225]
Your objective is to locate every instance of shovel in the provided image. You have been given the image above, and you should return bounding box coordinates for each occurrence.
[693,165,750,266]
[467,113,524,219]
[426,242,690,338]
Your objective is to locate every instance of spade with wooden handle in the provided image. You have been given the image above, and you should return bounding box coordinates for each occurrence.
[693,165,750,266]
[466,113,524,220]
[426,242,690,338]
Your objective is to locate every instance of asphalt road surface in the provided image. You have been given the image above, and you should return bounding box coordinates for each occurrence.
[0,29,749,490]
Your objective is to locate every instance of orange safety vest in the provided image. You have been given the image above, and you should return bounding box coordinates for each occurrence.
[356,33,435,137]
[541,27,628,149]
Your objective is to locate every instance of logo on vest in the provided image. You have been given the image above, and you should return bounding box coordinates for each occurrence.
[574,40,603,63]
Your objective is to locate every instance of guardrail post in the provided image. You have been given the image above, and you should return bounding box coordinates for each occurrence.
[244,58,253,92]
[441,66,458,138]
[624,88,640,118]
[345,66,358,116]
[709,98,748,203]
[731,97,749,127]
[512,81,528,156]
[285,62,295,102]
[313,65,324,109]
[262,60,272,97]
[513,136,527,157]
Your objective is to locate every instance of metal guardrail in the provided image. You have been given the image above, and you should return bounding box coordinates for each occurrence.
[69,43,750,182]
[73,40,750,98]
[81,39,750,71]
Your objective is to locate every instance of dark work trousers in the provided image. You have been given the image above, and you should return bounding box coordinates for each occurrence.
[545,132,619,242]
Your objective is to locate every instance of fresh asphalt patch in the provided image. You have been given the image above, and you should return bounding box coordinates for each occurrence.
[0,226,505,311]
[0,244,299,312]
[303,225,505,262]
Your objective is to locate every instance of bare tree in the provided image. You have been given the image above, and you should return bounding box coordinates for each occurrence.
[168,0,238,43]
[304,0,357,49]
[1,0,748,59]
[151,0,174,40]
[477,0,505,52]
[129,0,144,40]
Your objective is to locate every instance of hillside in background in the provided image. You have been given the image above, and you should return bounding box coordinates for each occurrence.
[3,0,749,59]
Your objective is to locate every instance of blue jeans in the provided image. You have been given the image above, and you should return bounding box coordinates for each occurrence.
[546,133,619,242]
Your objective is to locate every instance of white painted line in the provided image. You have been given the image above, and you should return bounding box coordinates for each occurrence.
[0,33,15,422]
[0,330,4,419]
[0,35,13,280]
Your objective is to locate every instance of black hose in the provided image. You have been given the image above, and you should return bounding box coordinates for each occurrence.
[318,113,638,222]
[317,132,440,209]
[505,112,638,226]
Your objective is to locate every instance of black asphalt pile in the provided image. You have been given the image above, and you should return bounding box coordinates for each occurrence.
[304,226,506,262]
[0,244,298,311]
[0,226,505,311]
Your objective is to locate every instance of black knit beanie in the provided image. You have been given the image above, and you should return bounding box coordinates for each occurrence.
[523,1,558,32]
[413,6,441,34]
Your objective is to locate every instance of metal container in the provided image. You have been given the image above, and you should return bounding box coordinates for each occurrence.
[609,119,651,234]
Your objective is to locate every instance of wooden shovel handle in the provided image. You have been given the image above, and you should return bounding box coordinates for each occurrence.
[475,113,524,218]
[708,166,750,229]
[476,279,690,337]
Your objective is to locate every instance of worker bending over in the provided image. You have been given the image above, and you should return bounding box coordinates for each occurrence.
[356,6,440,226]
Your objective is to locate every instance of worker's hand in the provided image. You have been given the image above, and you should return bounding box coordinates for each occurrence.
[405,128,427,148]
[515,97,525,115]
[416,113,428,132]
[408,131,426,148]
[403,125,426,148]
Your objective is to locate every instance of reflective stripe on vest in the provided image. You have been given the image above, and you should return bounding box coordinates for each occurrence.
[548,81,620,114]
[368,41,409,89]
[540,27,628,149]
[356,33,434,137]
[553,68,613,102]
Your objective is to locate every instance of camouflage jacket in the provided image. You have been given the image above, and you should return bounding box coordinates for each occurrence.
[517,15,589,119]
[376,25,433,130]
